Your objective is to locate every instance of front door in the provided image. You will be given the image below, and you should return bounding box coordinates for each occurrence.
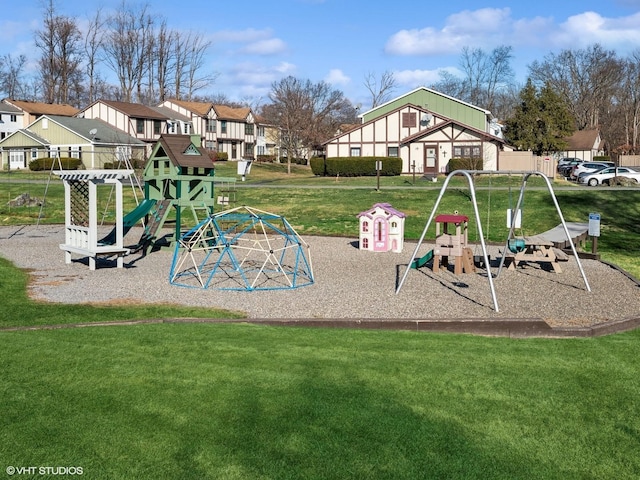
[373,217,388,252]
[424,146,437,176]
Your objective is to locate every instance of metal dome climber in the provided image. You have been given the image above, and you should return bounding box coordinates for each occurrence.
[169,205,314,291]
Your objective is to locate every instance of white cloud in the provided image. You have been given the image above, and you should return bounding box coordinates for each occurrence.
[551,11,640,48]
[242,38,288,55]
[324,69,350,86]
[393,68,457,88]
[385,8,513,56]
[212,28,274,44]
[385,7,640,58]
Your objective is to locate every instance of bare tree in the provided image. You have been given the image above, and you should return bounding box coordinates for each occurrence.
[459,45,514,112]
[528,44,622,130]
[35,0,83,105]
[102,1,156,103]
[264,76,355,173]
[0,54,28,99]
[364,70,397,108]
[84,8,105,104]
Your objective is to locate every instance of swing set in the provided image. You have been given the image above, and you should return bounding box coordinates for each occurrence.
[396,170,591,312]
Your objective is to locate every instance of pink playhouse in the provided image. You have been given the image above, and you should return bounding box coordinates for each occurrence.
[357,203,406,253]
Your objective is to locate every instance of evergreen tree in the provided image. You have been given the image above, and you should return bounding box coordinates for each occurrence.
[504,79,574,155]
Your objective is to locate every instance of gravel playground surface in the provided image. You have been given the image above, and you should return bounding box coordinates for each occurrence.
[2,225,639,334]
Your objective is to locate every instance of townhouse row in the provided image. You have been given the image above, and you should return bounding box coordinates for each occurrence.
[0,98,280,170]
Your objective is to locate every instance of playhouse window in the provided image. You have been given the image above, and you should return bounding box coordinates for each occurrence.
[362,238,368,249]
[362,221,369,232]
[391,221,397,229]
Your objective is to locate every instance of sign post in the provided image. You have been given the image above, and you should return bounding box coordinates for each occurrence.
[376,160,382,191]
[588,212,601,254]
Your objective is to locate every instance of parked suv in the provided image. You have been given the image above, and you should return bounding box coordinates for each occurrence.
[570,161,615,180]
[558,159,583,177]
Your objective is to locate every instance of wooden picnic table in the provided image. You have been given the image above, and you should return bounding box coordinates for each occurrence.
[507,235,563,273]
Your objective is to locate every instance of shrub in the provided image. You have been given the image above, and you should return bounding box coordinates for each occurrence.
[594,155,611,162]
[216,152,228,161]
[29,157,83,171]
[310,157,325,175]
[315,157,402,177]
[447,157,484,172]
[256,155,277,163]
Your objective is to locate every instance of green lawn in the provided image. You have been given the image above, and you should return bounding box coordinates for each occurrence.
[2,323,640,479]
[1,163,640,478]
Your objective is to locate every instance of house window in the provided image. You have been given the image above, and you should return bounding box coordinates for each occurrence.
[454,146,481,158]
[257,126,264,136]
[10,114,17,122]
[402,112,417,128]
[116,146,131,163]
[245,143,254,157]
[231,142,237,158]
[154,120,162,135]
[388,146,399,157]
[31,148,38,159]
[69,147,81,159]
[245,124,254,135]
[205,141,215,150]
[350,147,361,157]
[221,120,227,134]
[206,119,216,133]
[136,119,144,134]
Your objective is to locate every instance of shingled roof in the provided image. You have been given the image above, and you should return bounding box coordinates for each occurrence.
[5,99,78,117]
[98,100,169,120]
[565,128,602,150]
[154,134,213,169]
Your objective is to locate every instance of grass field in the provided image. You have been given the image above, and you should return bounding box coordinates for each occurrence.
[1,163,640,478]
[3,322,640,479]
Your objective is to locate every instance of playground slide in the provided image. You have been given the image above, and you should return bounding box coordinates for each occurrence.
[411,250,434,269]
[99,199,157,245]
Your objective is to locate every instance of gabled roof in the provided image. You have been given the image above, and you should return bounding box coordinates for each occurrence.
[358,202,406,219]
[4,99,78,117]
[152,134,213,169]
[0,101,22,114]
[400,117,506,145]
[43,115,145,145]
[92,100,168,120]
[151,105,192,123]
[214,105,251,121]
[323,103,433,145]
[0,128,50,146]
[565,128,601,150]
[361,86,491,119]
[167,99,214,117]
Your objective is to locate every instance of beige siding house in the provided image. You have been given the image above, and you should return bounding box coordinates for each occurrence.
[0,115,145,169]
[159,100,257,160]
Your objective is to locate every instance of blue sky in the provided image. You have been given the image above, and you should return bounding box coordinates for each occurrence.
[3,0,640,109]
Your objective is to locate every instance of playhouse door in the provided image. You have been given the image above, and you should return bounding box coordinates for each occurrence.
[374,218,388,252]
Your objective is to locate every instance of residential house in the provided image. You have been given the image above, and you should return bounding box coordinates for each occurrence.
[77,100,192,154]
[561,128,604,161]
[159,99,256,160]
[324,95,505,175]
[0,102,24,140]
[2,99,79,125]
[0,115,145,170]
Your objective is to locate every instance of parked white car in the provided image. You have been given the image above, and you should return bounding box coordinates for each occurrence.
[570,161,614,180]
[578,166,640,186]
